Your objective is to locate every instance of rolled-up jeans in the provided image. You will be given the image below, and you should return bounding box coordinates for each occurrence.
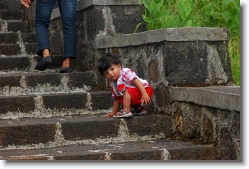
[35,0,77,59]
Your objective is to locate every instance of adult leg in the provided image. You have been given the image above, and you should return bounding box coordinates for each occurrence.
[58,0,77,71]
[35,0,56,57]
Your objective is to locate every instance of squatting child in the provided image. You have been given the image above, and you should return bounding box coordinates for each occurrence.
[97,53,153,118]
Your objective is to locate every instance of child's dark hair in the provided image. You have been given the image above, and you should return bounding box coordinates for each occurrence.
[97,53,122,75]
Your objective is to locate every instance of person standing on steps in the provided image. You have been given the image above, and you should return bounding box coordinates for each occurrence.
[98,53,153,118]
[21,0,77,73]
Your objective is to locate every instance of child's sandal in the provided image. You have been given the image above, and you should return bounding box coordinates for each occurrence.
[116,109,133,118]
[131,105,147,116]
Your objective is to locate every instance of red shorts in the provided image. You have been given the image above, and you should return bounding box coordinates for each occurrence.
[119,86,153,106]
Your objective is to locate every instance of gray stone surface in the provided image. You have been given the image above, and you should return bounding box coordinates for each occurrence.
[0,139,216,160]
[95,27,229,48]
[0,114,172,149]
[170,86,240,111]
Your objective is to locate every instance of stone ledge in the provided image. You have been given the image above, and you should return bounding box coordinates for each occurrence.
[170,86,240,111]
[94,27,229,49]
[51,0,140,20]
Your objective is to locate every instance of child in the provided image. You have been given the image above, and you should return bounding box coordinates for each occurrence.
[97,53,153,118]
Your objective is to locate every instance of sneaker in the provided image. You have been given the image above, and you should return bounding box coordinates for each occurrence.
[116,110,133,118]
[35,56,52,71]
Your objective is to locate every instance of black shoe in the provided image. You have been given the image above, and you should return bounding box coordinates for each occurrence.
[59,66,73,73]
[35,56,52,71]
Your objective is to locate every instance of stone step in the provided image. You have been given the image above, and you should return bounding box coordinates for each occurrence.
[0,55,65,71]
[0,32,36,44]
[0,139,217,160]
[0,2,8,10]
[0,71,98,96]
[0,114,173,149]
[0,0,23,11]
[21,33,36,43]
[0,21,30,33]
[0,10,23,20]
[0,33,19,44]
[0,91,112,119]
[0,43,36,56]
[0,44,21,55]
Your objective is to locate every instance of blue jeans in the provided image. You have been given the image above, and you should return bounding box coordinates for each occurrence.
[35,0,77,59]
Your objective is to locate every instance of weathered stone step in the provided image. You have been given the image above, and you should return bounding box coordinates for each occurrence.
[0,91,112,119]
[0,0,23,11]
[0,33,19,44]
[0,43,36,56]
[0,55,64,71]
[0,114,173,150]
[0,71,98,96]
[0,21,30,32]
[0,32,36,44]
[21,33,36,43]
[0,10,23,20]
[0,2,8,10]
[0,44,21,55]
[0,139,216,160]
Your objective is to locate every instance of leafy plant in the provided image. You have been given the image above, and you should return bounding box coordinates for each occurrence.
[138,0,240,85]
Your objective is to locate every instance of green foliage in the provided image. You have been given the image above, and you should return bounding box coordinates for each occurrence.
[138,0,240,85]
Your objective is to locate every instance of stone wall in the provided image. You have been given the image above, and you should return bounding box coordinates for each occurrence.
[168,86,240,160]
[94,28,232,87]
[21,0,240,160]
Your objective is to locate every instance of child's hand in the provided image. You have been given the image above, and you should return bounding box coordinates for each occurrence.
[106,112,116,118]
[140,93,151,105]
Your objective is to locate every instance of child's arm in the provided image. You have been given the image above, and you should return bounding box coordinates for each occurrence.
[131,78,151,105]
[106,99,120,118]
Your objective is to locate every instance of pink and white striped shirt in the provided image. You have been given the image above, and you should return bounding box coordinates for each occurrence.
[109,68,150,99]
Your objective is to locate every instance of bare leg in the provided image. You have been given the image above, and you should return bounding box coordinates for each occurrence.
[61,57,71,69]
[122,89,131,112]
[42,49,50,58]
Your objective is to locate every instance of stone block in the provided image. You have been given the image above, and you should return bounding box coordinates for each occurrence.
[7,21,30,32]
[0,2,8,10]
[0,96,35,115]
[0,56,30,71]
[182,103,202,141]
[0,33,18,44]
[0,44,21,55]
[90,91,113,110]
[42,93,88,110]
[219,127,238,160]
[24,43,36,54]
[0,0,23,10]
[67,72,98,89]
[25,73,62,87]
[203,114,214,144]
[61,117,120,140]
[21,33,36,43]
[0,10,23,20]
[0,123,56,147]
[165,41,208,85]
[126,115,173,137]
[0,74,21,87]
[154,84,171,109]
[171,86,240,111]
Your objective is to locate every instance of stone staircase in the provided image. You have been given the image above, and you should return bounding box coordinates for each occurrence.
[0,0,217,160]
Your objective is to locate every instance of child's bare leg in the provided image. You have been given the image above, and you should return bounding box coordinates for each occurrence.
[122,89,131,112]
